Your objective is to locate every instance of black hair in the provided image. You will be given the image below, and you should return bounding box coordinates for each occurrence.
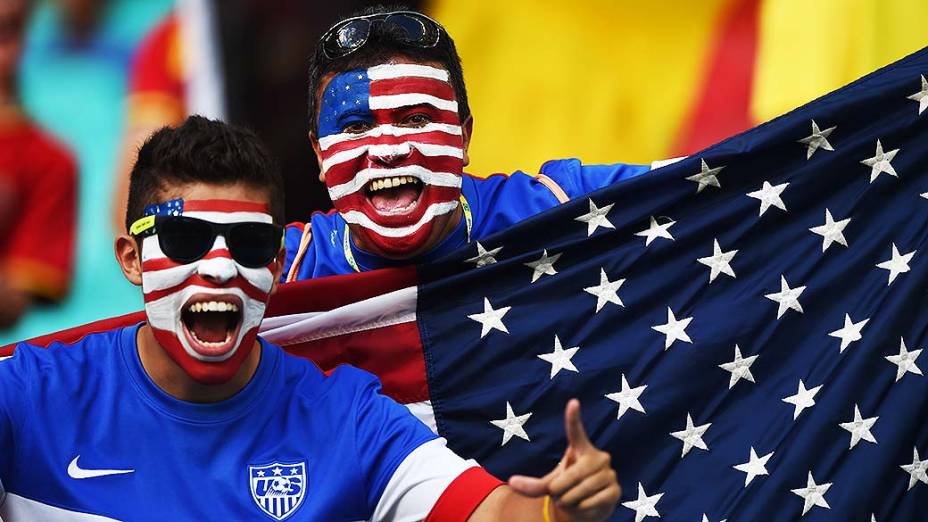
[125,115,284,231]
[307,4,469,137]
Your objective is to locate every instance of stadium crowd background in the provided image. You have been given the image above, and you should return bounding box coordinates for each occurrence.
[2,0,925,345]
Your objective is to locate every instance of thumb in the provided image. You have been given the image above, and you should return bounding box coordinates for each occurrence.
[508,468,556,498]
[565,398,593,453]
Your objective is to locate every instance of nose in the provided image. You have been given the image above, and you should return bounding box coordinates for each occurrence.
[196,236,237,284]
[369,141,412,167]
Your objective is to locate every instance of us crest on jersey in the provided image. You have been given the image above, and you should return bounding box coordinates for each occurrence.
[249,461,307,520]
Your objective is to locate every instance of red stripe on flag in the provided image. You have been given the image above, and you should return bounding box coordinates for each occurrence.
[182,200,269,213]
[0,310,147,355]
[267,267,416,316]
[370,76,456,101]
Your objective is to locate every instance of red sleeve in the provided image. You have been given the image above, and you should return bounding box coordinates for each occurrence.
[424,467,504,522]
[127,13,186,126]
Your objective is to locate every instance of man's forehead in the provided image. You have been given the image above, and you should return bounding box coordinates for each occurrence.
[319,59,452,98]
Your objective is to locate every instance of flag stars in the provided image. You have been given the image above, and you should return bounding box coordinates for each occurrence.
[828,314,869,353]
[465,241,502,267]
[604,374,647,420]
[272,467,283,476]
[718,344,758,389]
[635,216,676,246]
[490,401,533,446]
[861,140,900,183]
[765,275,806,319]
[885,337,923,382]
[791,472,833,516]
[798,120,836,159]
[809,209,851,252]
[468,298,511,338]
[651,307,694,350]
[583,268,625,313]
[747,181,789,216]
[670,413,712,457]
[697,239,738,283]
[525,249,562,283]
[575,199,615,236]
[621,483,664,522]
[907,74,928,115]
[901,447,928,490]
[537,336,580,379]
[876,243,915,285]
[839,404,878,449]
[686,158,725,193]
[733,447,773,487]
[782,379,822,419]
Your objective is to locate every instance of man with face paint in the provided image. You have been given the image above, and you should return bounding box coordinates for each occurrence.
[282,7,657,280]
[0,116,622,521]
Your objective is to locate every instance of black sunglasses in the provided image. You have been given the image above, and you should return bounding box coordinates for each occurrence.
[320,11,442,60]
[130,215,283,269]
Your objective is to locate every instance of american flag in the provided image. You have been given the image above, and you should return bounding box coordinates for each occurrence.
[6,48,928,521]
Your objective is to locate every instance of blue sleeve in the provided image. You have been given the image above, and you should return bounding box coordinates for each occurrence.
[348,369,437,512]
[539,158,651,199]
[0,346,32,490]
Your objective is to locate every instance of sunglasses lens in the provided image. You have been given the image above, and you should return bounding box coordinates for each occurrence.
[158,217,214,264]
[383,14,427,42]
[328,19,369,56]
[227,223,282,268]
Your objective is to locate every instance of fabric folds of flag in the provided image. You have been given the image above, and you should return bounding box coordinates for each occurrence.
[5,47,928,521]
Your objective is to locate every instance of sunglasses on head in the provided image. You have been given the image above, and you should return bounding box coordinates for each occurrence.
[130,215,284,269]
[320,11,442,60]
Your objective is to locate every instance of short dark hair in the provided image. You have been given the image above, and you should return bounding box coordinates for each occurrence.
[307,4,469,137]
[125,116,284,231]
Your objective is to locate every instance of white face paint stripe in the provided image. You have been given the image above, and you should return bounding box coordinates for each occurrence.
[181,211,273,224]
[367,63,449,81]
[326,165,462,200]
[318,123,462,151]
[321,143,464,173]
[341,200,459,238]
[369,93,458,113]
[141,235,275,294]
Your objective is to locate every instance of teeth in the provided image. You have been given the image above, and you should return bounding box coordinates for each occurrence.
[369,176,421,193]
[187,301,240,313]
[191,330,233,347]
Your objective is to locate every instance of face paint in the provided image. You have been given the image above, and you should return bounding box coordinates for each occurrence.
[140,199,276,384]
[317,63,465,257]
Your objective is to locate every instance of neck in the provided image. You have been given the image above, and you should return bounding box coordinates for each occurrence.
[136,324,261,403]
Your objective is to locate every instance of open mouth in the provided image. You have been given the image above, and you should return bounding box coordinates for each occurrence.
[180,294,244,357]
[365,175,424,216]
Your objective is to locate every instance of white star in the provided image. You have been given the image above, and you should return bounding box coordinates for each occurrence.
[468,297,511,338]
[798,120,836,159]
[861,139,900,183]
[922,192,928,200]
[604,374,647,420]
[839,404,878,449]
[670,413,712,457]
[584,268,625,312]
[686,158,724,193]
[790,471,833,516]
[733,447,773,487]
[885,337,923,382]
[697,238,738,283]
[765,275,806,319]
[621,482,664,522]
[901,447,928,490]
[537,336,580,379]
[876,243,916,285]
[256,470,266,477]
[809,209,851,252]
[828,313,869,353]
[701,515,727,522]
[525,249,562,283]
[490,401,532,446]
[718,344,758,389]
[635,216,676,246]
[465,242,502,267]
[651,307,693,350]
[747,180,790,216]
[782,379,822,420]
[907,74,928,115]
[272,467,283,476]
[575,199,615,236]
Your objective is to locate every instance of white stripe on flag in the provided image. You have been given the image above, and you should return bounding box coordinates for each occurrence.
[369,93,458,113]
[341,201,460,238]
[367,63,449,81]
[327,165,462,200]
[405,400,437,434]
[318,123,461,151]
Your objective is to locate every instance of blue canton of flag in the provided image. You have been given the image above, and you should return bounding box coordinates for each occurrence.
[417,49,928,520]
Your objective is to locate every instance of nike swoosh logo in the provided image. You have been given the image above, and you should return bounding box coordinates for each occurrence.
[67,456,135,479]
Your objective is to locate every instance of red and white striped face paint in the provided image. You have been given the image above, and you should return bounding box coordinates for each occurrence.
[317,62,465,257]
[140,199,276,384]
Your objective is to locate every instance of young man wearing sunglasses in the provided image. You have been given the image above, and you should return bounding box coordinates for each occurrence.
[0,116,620,521]
[282,7,658,280]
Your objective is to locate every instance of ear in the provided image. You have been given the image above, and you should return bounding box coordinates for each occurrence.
[115,234,144,286]
[461,115,474,167]
[309,131,326,183]
[268,245,287,295]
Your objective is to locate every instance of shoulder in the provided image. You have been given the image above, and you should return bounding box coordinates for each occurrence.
[275,350,382,404]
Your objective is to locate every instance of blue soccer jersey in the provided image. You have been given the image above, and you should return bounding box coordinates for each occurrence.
[282,159,651,279]
[0,325,495,521]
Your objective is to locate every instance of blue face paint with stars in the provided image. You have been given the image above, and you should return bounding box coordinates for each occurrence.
[318,69,372,138]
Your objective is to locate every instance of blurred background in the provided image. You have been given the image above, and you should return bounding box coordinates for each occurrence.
[1,0,925,344]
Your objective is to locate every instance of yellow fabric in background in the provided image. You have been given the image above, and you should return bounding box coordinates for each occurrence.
[751,0,928,123]
[427,0,729,176]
